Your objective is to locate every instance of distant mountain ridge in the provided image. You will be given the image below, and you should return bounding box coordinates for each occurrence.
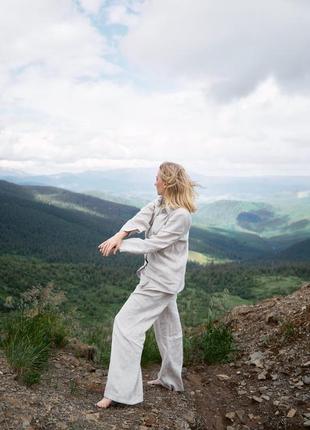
[1,168,309,199]
[0,179,309,263]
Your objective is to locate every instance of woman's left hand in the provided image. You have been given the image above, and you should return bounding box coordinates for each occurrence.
[98,234,123,256]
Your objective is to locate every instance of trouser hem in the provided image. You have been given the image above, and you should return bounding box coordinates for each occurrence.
[104,391,143,405]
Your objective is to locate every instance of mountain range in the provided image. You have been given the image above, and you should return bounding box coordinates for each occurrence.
[0,179,309,263]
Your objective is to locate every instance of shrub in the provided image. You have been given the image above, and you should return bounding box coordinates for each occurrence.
[0,283,68,385]
[183,318,237,365]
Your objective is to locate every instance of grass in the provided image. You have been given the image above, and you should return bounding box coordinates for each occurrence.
[0,283,68,385]
[188,250,231,265]
[184,318,237,366]
[251,275,302,300]
[280,320,296,339]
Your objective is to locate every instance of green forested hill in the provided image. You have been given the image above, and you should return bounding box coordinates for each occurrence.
[0,180,276,262]
[1,255,309,328]
[195,198,310,237]
[275,238,310,261]
[0,180,140,264]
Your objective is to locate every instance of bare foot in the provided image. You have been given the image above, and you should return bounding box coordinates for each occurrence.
[147,378,164,386]
[95,397,113,408]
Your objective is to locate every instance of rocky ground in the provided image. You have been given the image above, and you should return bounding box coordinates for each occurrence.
[0,282,309,430]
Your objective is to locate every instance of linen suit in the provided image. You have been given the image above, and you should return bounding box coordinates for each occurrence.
[103,195,192,405]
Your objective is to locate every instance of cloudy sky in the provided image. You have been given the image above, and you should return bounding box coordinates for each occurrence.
[0,0,309,176]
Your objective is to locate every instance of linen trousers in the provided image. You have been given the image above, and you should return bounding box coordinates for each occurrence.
[103,278,184,405]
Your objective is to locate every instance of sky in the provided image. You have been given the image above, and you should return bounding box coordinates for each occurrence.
[0,0,310,176]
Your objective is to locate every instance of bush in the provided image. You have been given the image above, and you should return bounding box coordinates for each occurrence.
[200,320,236,364]
[0,283,68,385]
[183,318,237,365]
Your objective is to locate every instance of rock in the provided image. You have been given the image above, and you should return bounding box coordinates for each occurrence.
[143,415,157,427]
[252,396,263,403]
[261,395,270,401]
[66,338,96,360]
[265,312,279,324]
[175,418,191,430]
[287,408,297,418]
[303,375,310,385]
[184,411,196,425]
[258,371,267,380]
[56,424,69,430]
[236,409,246,424]
[304,420,310,427]
[248,352,264,367]
[21,415,32,429]
[85,413,100,422]
[258,386,268,393]
[217,374,231,381]
[225,411,235,421]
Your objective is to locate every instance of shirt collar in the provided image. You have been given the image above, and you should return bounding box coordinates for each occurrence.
[157,195,174,214]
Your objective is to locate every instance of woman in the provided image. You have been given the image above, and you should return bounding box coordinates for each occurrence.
[96,161,197,408]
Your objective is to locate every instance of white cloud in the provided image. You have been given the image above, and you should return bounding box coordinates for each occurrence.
[79,0,103,15]
[121,0,310,100]
[0,0,309,177]
[0,0,116,83]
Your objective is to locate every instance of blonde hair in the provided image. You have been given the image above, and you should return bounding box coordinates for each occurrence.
[159,161,198,213]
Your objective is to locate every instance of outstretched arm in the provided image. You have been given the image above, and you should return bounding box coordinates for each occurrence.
[98,198,158,256]
[119,209,191,255]
[118,198,158,237]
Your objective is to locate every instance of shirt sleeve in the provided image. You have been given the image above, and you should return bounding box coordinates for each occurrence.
[118,198,158,238]
[119,209,191,254]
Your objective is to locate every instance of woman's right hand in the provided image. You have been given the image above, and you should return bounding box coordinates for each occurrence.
[98,231,127,256]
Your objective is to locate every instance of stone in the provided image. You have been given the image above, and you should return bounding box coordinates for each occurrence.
[258,371,267,380]
[252,396,263,403]
[21,415,32,429]
[184,411,196,425]
[85,413,100,422]
[175,418,191,430]
[217,374,231,381]
[236,409,246,424]
[225,411,235,421]
[303,375,310,385]
[287,408,297,418]
[248,351,264,368]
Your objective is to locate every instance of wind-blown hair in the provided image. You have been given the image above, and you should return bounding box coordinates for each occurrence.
[159,161,198,213]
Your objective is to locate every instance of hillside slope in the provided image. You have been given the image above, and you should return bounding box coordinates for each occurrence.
[1,283,309,429]
[0,180,276,262]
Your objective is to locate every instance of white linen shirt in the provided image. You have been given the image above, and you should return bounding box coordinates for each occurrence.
[118,196,192,294]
